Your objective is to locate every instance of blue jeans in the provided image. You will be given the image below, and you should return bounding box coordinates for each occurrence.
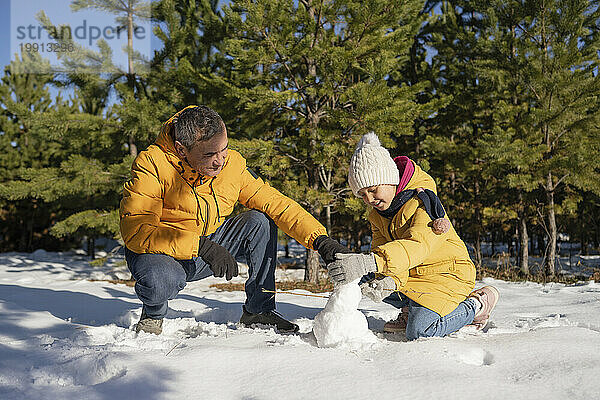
[125,210,278,319]
[382,289,477,341]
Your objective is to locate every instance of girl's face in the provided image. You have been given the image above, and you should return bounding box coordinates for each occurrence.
[357,184,397,211]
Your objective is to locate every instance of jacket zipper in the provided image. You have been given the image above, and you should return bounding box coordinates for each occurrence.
[195,176,210,237]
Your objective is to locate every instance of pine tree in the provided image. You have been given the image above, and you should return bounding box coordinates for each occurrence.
[479,0,600,276]
[70,0,152,156]
[221,0,432,282]
[0,92,129,257]
[151,0,229,113]
[0,0,166,258]
[472,0,544,274]
[420,1,503,267]
[36,0,152,157]
[0,53,68,252]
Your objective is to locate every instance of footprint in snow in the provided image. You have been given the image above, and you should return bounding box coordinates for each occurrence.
[456,348,495,366]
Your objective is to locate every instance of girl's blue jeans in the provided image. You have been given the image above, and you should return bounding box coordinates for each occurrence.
[382,291,477,340]
[125,210,278,319]
[359,273,477,340]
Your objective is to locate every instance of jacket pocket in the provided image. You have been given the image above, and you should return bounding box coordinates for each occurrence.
[409,259,457,277]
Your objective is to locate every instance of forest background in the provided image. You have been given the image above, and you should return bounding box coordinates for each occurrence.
[1,0,599,283]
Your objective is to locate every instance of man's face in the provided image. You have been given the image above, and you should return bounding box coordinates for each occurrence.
[175,129,229,177]
[357,184,397,211]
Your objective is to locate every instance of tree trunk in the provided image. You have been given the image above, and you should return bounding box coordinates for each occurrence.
[580,192,588,255]
[518,213,529,274]
[517,191,529,274]
[127,11,134,76]
[473,177,482,268]
[474,233,482,269]
[304,248,320,283]
[545,172,557,276]
[87,237,96,260]
[129,135,138,157]
[580,233,588,256]
[325,204,331,236]
[536,234,544,257]
[126,10,138,157]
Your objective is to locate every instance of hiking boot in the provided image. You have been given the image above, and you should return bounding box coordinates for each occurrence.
[135,310,163,335]
[468,286,500,330]
[240,306,299,333]
[383,307,408,333]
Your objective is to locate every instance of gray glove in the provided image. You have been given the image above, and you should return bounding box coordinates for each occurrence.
[326,253,377,285]
[360,276,397,302]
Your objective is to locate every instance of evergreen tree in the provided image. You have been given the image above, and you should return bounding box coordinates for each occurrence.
[474,0,544,274]
[0,53,70,252]
[38,0,152,157]
[421,1,500,267]
[0,0,167,258]
[151,0,230,114]
[478,0,600,276]
[222,0,433,282]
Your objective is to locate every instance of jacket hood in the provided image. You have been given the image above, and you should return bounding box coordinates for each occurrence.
[401,159,437,194]
[154,105,199,160]
[394,156,414,193]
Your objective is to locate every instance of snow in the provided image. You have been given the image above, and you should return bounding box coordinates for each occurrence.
[1,251,600,400]
[312,279,377,348]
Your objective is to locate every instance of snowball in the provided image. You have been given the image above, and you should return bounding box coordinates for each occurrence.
[312,279,377,348]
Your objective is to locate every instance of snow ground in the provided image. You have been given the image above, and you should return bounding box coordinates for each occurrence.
[1,250,599,400]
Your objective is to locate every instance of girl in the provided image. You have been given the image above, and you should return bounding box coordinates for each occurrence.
[327,132,499,340]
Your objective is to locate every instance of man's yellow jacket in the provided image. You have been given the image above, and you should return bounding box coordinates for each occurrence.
[120,109,327,260]
[370,162,476,316]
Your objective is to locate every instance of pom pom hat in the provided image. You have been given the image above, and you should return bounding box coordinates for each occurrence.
[348,132,400,197]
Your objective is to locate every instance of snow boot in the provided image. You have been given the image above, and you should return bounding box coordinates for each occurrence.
[383,307,409,333]
[240,306,299,333]
[135,309,163,335]
[467,286,500,330]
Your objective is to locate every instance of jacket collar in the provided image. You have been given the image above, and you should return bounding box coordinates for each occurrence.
[374,159,438,219]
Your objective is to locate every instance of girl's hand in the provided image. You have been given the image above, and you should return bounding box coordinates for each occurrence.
[326,253,377,285]
[360,276,397,302]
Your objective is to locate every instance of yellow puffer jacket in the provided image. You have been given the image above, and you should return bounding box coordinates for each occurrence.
[120,108,327,260]
[370,161,476,316]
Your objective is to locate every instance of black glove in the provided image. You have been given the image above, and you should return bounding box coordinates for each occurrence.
[313,235,352,264]
[198,237,238,280]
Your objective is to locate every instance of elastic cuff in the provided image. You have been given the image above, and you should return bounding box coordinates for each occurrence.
[307,229,328,250]
[312,235,328,251]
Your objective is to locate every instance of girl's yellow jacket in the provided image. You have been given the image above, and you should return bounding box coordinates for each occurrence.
[120,108,327,260]
[370,162,476,316]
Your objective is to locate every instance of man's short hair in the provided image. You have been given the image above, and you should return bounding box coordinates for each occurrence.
[174,106,225,149]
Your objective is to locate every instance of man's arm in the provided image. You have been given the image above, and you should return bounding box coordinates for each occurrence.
[119,153,200,259]
[237,167,327,249]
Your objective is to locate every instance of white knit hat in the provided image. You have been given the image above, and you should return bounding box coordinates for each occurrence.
[348,132,399,196]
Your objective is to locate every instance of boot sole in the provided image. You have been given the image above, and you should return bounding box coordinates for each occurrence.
[470,286,500,330]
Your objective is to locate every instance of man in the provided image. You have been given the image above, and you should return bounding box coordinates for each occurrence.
[120,105,348,334]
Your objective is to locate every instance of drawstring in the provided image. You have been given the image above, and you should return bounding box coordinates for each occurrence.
[177,160,221,226]
[192,182,205,224]
[178,162,204,224]
[209,179,221,223]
